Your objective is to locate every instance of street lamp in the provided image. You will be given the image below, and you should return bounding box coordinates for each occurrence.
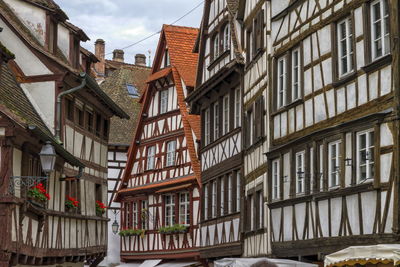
[112,219,119,234]
[39,141,56,175]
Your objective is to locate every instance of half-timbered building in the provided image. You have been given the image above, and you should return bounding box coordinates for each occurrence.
[186,0,244,262]
[267,0,400,261]
[237,0,271,257]
[100,62,150,266]
[114,24,202,265]
[0,0,128,266]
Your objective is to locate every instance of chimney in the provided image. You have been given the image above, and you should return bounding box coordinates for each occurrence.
[113,49,124,62]
[94,39,105,77]
[135,53,146,66]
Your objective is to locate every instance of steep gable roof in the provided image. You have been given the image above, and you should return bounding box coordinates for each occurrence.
[115,25,201,200]
[161,25,199,87]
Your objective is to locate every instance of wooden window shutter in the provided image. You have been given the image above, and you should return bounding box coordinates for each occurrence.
[259,96,264,137]
[256,10,264,51]
[254,100,260,140]
[246,196,252,231]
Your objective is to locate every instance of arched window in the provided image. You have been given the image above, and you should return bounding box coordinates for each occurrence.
[213,34,220,59]
[223,24,230,51]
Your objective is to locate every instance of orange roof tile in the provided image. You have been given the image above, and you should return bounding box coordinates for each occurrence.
[146,67,172,83]
[163,25,199,87]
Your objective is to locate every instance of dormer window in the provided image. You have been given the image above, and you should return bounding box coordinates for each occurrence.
[164,49,170,67]
[47,18,57,54]
[127,84,140,98]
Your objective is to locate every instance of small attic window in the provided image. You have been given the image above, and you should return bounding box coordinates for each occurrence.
[127,84,140,98]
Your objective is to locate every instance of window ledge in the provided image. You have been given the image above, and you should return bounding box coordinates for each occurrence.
[272,99,304,116]
[208,50,231,71]
[332,71,358,88]
[362,54,392,74]
[245,136,264,152]
[244,228,265,237]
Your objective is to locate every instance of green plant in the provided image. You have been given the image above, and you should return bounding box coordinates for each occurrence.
[65,196,79,209]
[118,229,146,237]
[96,200,106,215]
[27,183,50,202]
[158,224,188,234]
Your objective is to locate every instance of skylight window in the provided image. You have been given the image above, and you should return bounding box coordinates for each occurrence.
[126,84,139,98]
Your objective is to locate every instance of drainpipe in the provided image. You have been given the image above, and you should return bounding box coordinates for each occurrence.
[55,72,87,142]
[55,72,87,180]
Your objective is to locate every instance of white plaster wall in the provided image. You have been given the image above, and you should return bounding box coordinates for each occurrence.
[21,81,56,132]
[100,209,121,267]
[4,0,46,45]
[58,24,70,58]
[0,19,52,76]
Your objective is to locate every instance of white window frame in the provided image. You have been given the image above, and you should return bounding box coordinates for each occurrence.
[204,185,208,219]
[147,146,155,170]
[236,171,241,212]
[214,102,219,140]
[160,89,169,114]
[337,17,354,77]
[295,151,305,194]
[133,202,138,228]
[228,174,233,213]
[213,34,220,59]
[371,0,390,60]
[357,129,375,182]
[319,145,324,191]
[272,159,280,200]
[220,177,225,215]
[223,95,230,135]
[212,180,217,218]
[166,140,176,167]
[223,24,231,51]
[291,48,301,101]
[165,194,175,226]
[179,192,190,225]
[204,108,210,146]
[328,140,341,188]
[141,200,148,229]
[234,88,241,128]
[277,57,287,108]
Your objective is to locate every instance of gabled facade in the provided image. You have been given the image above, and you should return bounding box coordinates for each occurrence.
[237,0,271,257]
[186,0,244,262]
[115,25,202,265]
[0,0,128,266]
[267,0,400,261]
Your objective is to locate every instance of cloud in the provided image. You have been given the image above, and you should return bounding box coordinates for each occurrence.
[56,0,203,64]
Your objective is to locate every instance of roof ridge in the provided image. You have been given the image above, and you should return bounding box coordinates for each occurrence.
[163,24,199,31]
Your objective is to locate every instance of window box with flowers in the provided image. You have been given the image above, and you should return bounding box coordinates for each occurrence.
[27,183,50,207]
[118,229,146,238]
[65,196,79,213]
[158,224,188,235]
[96,200,106,216]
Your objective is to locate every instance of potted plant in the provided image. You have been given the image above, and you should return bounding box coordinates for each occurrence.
[95,200,106,216]
[27,183,50,207]
[158,224,188,234]
[119,229,146,238]
[65,196,79,213]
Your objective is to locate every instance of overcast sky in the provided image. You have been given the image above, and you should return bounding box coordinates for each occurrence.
[56,0,204,65]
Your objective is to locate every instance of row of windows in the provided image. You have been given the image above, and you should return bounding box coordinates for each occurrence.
[271,129,375,200]
[65,97,109,140]
[275,0,390,110]
[122,192,191,229]
[246,9,264,63]
[145,140,177,171]
[203,170,241,220]
[203,88,241,146]
[211,23,231,61]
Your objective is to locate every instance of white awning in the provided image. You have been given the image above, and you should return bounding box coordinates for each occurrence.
[156,261,199,267]
[324,244,400,267]
[214,258,318,267]
[140,260,163,267]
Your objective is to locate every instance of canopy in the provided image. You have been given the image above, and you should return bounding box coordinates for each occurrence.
[214,258,318,267]
[324,244,400,267]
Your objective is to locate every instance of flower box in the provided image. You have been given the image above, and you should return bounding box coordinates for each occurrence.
[158,224,188,234]
[119,229,146,237]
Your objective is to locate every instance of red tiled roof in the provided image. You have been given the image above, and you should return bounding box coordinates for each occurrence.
[187,114,201,140]
[146,67,172,83]
[163,25,199,87]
